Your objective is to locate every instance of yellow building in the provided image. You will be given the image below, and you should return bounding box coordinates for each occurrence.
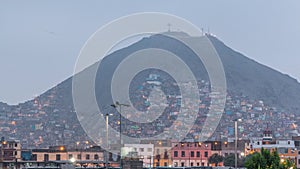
[31,145,105,167]
[140,140,172,167]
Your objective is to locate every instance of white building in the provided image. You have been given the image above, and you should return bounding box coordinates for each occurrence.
[123,143,154,167]
[248,128,297,163]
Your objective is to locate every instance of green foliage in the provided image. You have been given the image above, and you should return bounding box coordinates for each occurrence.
[223,154,235,167]
[245,148,296,169]
[208,153,223,166]
[223,153,245,167]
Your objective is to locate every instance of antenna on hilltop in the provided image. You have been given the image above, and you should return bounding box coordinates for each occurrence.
[167,23,172,32]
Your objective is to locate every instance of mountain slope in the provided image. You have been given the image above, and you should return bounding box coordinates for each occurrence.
[1,33,300,147]
[208,35,300,111]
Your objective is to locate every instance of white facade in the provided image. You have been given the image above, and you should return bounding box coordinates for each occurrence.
[123,143,154,167]
[250,140,295,149]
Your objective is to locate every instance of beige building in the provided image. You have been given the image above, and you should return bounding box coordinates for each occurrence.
[141,140,173,167]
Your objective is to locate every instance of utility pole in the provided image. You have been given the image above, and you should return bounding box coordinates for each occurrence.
[111,101,130,169]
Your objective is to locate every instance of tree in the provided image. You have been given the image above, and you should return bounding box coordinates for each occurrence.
[208,153,223,166]
[281,158,296,169]
[245,152,267,169]
[223,154,235,167]
[245,148,296,169]
[224,154,245,167]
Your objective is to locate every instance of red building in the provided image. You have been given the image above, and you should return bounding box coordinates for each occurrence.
[171,142,212,167]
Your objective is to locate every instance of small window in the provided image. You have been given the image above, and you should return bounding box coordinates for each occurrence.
[181,151,185,157]
[191,151,194,157]
[140,148,144,152]
[147,148,152,152]
[196,151,200,157]
[56,154,61,161]
[44,154,49,161]
[204,151,208,157]
[197,162,200,166]
[86,154,90,160]
[174,151,178,157]
[191,162,194,166]
[94,154,99,160]
[77,154,81,160]
[164,162,167,166]
[68,154,73,159]
[181,162,185,167]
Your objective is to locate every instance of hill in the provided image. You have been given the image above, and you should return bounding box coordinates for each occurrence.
[1,33,300,148]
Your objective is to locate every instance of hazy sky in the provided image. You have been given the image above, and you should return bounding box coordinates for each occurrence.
[1,1,300,105]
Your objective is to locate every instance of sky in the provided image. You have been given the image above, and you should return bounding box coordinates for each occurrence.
[1,0,300,105]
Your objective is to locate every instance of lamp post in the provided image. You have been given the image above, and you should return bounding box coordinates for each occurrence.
[105,113,113,169]
[111,101,130,169]
[234,119,242,169]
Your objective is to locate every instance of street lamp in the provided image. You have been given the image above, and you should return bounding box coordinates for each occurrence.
[111,101,130,169]
[105,113,113,169]
[234,119,242,169]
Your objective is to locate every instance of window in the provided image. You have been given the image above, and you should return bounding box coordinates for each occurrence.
[204,151,208,157]
[181,151,185,157]
[191,162,194,166]
[196,151,200,157]
[197,162,200,166]
[191,151,194,157]
[298,159,300,165]
[295,141,300,147]
[140,148,144,152]
[31,154,37,161]
[86,154,90,160]
[44,154,49,162]
[56,154,61,161]
[181,162,185,167]
[164,162,167,166]
[77,154,81,160]
[68,154,73,159]
[147,148,152,152]
[94,154,99,160]
[174,151,178,157]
